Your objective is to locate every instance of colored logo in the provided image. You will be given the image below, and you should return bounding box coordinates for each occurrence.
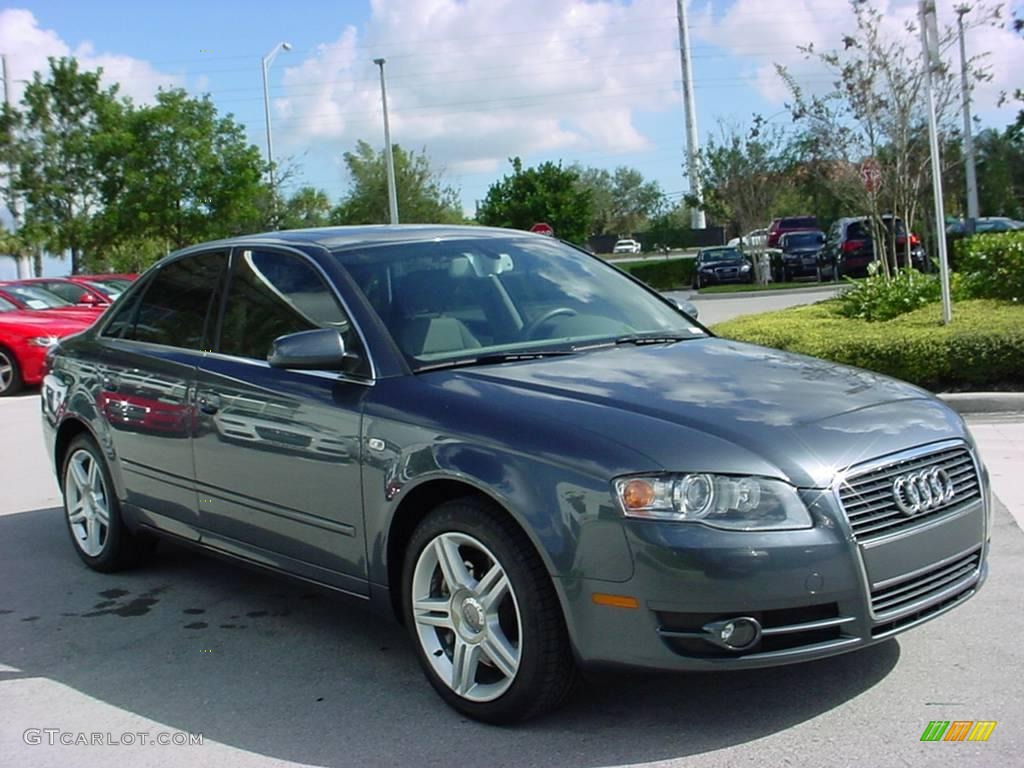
[920,721,997,742]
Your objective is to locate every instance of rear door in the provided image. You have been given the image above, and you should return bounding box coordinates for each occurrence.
[192,246,371,594]
[94,250,228,539]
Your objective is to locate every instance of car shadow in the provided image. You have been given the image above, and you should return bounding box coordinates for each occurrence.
[0,506,899,766]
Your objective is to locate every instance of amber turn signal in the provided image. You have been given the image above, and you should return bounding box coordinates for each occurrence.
[620,479,655,510]
[591,593,640,609]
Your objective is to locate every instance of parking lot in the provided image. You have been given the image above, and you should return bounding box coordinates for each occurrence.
[1,392,1022,768]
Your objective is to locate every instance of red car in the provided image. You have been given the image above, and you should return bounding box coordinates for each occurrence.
[0,296,93,396]
[13,275,133,308]
[0,282,103,323]
[767,215,820,248]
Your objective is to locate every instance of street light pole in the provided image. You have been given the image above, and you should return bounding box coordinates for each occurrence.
[956,5,980,229]
[261,41,291,225]
[374,58,399,225]
[676,0,705,230]
[918,0,953,324]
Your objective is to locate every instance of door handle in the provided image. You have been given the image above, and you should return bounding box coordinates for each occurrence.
[197,392,222,415]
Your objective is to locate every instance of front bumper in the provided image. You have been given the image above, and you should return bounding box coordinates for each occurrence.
[561,461,990,671]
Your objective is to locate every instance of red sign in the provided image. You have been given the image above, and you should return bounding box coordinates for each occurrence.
[529,222,554,236]
[860,159,882,193]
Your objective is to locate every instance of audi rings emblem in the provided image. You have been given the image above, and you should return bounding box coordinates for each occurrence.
[892,467,955,516]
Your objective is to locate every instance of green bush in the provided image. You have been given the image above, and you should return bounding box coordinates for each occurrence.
[618,258,695,290]
[955,231,1024,302]
[712,299,1024,391]
[834,268,952,321]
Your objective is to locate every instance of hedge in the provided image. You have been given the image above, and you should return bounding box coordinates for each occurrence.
[617,258,695,290]
[712,299,1024,391]
[954,230,1024,302]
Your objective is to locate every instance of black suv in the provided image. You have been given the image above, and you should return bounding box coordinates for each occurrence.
[820,216,926,279]
[776,230,825,282]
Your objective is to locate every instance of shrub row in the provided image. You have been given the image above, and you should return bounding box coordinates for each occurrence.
[955,230,1024,302]
[712,299,1024,391]
[617,258,695,290]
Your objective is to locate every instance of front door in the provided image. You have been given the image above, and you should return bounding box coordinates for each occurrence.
[192,246,371,595]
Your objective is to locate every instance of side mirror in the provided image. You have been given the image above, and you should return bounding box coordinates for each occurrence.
[267,328,359,371]
[670,297,699,319]
[77,293,102,305]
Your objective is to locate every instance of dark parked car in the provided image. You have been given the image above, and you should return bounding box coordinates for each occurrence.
[692,246,753,288]
[947,217,1024,235]
[820,216,927,280]
[41,226,991,723]
[776,230,825,282]
[767,215,819,248]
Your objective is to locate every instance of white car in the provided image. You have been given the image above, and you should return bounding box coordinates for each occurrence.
[612,239,642,254]
[727,228,769,251]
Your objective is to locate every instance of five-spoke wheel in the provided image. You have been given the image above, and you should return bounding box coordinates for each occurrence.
[65,447,111,557]
[403,498,577,723]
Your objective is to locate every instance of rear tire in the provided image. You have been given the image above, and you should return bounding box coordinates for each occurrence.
[0,346,23,397]
[62,434,157,572]
[402,497,578,723]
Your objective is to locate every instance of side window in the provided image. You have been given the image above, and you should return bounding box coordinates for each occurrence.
[218,249,366,372]
[42,282,86,303]
[121,252,227,348]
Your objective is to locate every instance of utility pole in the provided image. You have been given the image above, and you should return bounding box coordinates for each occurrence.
[2,54,29,279]
[919,0,953,324]
[676,0,705,230]
[374,58,399,225]
[956,5,980,230]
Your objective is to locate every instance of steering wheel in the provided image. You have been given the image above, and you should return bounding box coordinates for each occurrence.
[521,307,578,339]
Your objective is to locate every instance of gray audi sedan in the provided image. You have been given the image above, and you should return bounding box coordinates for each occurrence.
[40,226,991,723]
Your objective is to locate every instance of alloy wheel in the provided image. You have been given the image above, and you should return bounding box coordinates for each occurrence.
[0,350,13,393]
[64,448,111,557]
[411,531,522,703]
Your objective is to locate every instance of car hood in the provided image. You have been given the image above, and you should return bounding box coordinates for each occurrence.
[445,338,967,488]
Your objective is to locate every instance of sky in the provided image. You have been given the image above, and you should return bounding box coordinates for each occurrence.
[1,0,1023,279]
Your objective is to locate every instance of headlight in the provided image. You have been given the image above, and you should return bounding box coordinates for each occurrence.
[613,473,812,530]
[28,335,60,347]
[740,264,751,272]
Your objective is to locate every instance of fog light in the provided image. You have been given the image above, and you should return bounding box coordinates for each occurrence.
[703,616,761,650]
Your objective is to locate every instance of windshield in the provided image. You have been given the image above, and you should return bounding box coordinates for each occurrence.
[85,280,124,298]
[336,236,703,368]
[699,248,742,262]
[3,284,74,309]
[783,232,824,248]
[91,278,132,292]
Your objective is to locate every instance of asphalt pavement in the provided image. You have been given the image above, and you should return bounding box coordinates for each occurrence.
[666,285,842,326]
[1,392,1022,768]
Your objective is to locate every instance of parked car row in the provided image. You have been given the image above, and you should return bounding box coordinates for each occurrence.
[721,214,931,286]
[0,274,137,396]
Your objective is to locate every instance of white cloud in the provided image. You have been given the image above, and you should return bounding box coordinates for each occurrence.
[0,8,182,105]
[692,0,1024,124]
[275,0,683,177]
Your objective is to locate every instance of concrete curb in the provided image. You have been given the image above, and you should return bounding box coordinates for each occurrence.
[681,285,843,301]
[937,392,1024,415]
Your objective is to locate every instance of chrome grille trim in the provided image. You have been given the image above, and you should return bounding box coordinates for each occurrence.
[836,441,981,541]
[870,546,982,621]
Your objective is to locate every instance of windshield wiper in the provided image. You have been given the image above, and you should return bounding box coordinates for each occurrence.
[612,332,700,346]
[415,349,576,372]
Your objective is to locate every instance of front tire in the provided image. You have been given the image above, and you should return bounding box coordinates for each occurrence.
[62,435,157,572]
[0,346,23,397]
[402,498,577,723]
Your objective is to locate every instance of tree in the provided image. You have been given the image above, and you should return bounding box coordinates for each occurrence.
[572,165,665,235]
[974,125,1024,218]
[99,88,267,251]
[477,157,592,244]
[690,118,796,240]
[14,57,124,273]
[333,140,462,224]
[279,186,333,230]
[777,0,999,275]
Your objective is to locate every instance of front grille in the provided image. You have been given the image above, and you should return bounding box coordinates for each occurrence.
[870,547,981,622]
[838,445,980,540]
